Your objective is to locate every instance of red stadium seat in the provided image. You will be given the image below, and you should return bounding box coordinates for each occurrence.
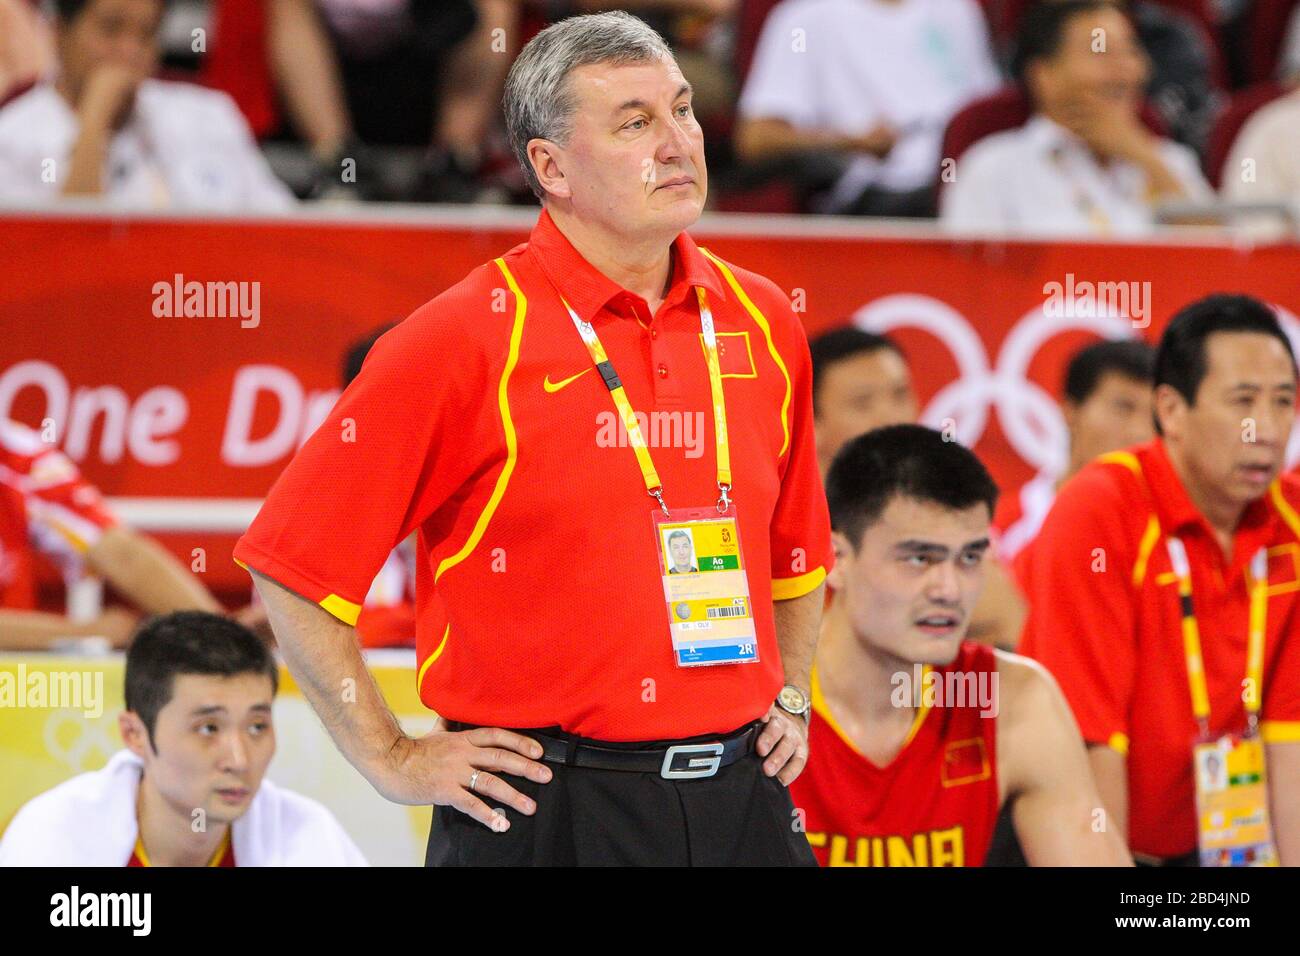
[1203,80,1288,187]
[735,0,783,86]
[200,0,278,138]
[1246,0,1300,83]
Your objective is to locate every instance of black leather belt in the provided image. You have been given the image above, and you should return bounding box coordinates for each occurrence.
[453,721,761,780]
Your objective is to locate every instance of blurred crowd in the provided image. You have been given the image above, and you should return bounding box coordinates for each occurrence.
[1,0,1299,233]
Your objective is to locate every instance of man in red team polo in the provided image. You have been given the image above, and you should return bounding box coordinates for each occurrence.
[234,11,830,866]
[795,425,1130,866]
[1021,294,1300,866]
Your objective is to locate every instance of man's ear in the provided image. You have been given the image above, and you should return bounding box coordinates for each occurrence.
[528,138,570,201]
[1153,383,1186,441]
[826,530,853,591]
[1060,398,1079,436]
[118,711,152,761]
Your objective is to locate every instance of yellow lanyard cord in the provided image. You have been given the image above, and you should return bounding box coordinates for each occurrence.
[560,287,732,515]
[1166,538,1268,735]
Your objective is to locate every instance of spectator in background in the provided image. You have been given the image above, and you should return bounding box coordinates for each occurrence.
[808,326,1026,651]
[996,338,1155,569]
[942,1,1211,236]
[265,0,513,202]
[0,0,54,106]
[0,612,368,866]
[0,0,294,209]
[0,419,229,648]
[735,0,1001,217]
[1220,87,1300,231]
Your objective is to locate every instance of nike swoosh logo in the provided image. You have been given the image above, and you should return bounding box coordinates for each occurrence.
[543,367,593,393]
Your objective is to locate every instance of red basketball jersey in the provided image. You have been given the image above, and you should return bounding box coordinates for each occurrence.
[792,641,1000,866]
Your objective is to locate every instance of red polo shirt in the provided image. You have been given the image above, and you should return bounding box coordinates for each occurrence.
[235,208,831,741]
[1019,439,1300,859]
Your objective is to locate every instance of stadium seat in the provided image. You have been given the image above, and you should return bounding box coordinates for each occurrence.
[201,0,278,139]
[1245,0,1300,83]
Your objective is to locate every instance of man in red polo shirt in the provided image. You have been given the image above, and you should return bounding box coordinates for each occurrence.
[1021,294,1300,866]
[235,11,831,866]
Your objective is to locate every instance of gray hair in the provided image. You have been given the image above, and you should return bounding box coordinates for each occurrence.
[503,11,675,203]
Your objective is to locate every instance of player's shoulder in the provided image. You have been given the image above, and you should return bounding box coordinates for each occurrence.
[0,761,120,860]
[993,648,1069,730]
[994,648,1058,696]
[250,777,366,864]
[254,776,338,825]
[385,260,520,352]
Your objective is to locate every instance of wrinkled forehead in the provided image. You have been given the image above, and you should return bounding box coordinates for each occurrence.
[566,57,688,119]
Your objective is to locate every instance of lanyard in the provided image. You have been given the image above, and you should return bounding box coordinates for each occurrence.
[1165,538,1269,736]
[560,287,732,516]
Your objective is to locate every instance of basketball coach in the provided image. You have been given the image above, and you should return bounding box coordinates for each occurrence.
[235,11,831,866]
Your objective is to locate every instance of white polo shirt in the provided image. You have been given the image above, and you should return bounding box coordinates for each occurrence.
[940,114,1212,236]
[0,79,294,211]
[1222,91,1300,209]
[737,0,1001,207]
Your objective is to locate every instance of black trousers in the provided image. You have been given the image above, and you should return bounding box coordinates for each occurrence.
[425,728,818,867]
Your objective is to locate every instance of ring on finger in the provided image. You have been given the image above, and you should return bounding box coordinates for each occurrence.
[469,769,481,793]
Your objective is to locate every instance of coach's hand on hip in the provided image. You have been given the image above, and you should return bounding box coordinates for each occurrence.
[376,718,553,831]
[757,704,809,785]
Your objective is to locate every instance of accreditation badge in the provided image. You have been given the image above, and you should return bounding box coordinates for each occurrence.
[1193,731,1278,867]
[653,507,758,667]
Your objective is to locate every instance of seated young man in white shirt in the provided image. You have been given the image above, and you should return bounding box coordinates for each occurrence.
[735,0,1002,216]
[0,611,367,866]
[941,0,1211,236]
[0,0,294,210]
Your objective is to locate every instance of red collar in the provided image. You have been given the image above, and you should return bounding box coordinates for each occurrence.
[525,207,725,323]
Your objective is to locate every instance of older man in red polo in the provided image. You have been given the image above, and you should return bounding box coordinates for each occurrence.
[236,11,830,866]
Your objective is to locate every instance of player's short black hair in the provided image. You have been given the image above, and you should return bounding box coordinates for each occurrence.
[1063,339,1155,405]
[1153,293,1297,435]
[342,323,398,387]
[827,424,999,551]
[1012,0,1122,83]
[54,0,167,23]
[809,326,906,415]
[125,612,278,750]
